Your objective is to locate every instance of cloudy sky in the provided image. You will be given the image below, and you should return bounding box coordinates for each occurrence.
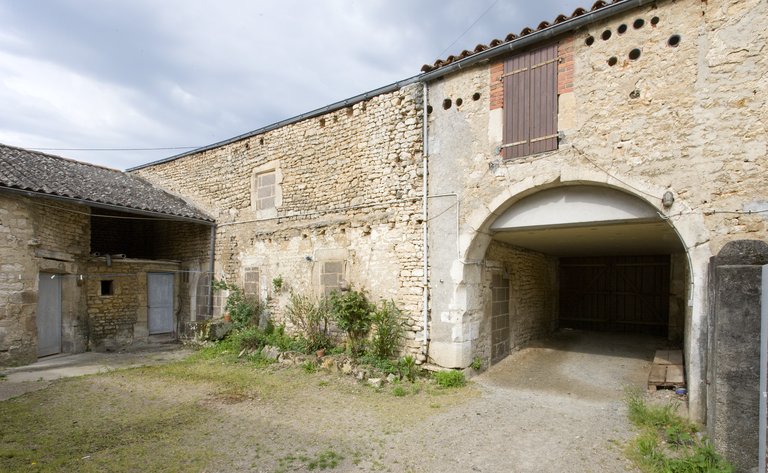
[0,0,586,170]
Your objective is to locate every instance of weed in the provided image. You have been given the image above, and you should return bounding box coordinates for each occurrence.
[302,361,318,373]
[285,292,333,352]
[624,391,733,473]
[470,357,483,371]
[433,370,466,388]
[397,355,418,383]
[392,385,407,397]
[329,289,373,355]
[272,275,284,292]
[369,300,404,360]
[308,449,343,470]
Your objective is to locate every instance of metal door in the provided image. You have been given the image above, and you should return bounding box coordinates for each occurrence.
[148,273,174,334]
[37,273,62,357]
[559,255,670,335]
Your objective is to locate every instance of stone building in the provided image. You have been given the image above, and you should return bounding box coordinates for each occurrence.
[1,0,765,468]
[0,144,213,365]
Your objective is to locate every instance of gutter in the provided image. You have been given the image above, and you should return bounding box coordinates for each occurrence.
[128,0,652,172]
[421,82,429,353]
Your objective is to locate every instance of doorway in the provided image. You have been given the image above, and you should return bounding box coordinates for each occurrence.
[37,273,62,357]
[148,272,174,334]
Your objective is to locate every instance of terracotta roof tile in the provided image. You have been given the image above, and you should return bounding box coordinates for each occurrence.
[421,0,622,73]
[0,143,213,222]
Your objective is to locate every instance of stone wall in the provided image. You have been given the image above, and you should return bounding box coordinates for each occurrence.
[134,84,426,356]
[86,259,180,350]
[0,194,89,365]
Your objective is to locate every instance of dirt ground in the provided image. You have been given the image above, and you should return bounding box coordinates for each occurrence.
[0,330,673,472]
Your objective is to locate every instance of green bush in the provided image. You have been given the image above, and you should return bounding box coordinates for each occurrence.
[329,289,373,355]
[213,280,266,329]
[433,370,466,388]
[369,300,404,360]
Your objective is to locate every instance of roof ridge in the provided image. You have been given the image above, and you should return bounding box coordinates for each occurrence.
[0,142,124,172]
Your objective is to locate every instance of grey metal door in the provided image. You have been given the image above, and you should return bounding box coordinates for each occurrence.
[148,273,174,334]
[37,273,62,357]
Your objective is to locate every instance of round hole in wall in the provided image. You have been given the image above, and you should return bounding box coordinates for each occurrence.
[259,137,265,145]
[456,98,463,107]
[629,89,641,99]
[346,107,353,117]
[629,48,641,60]
[472,92,481,101]
[585,35,595,46]
[633,18,645,29]
[427,105,433,114]
[668,34,681,47]
[617,24,628,34]
[442,98,452,110]
[601,29,612,41]
[319,118,326,127]
[651,16,660,26]
[607,56,618,66]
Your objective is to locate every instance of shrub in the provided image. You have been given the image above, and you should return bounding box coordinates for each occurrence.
[329,289,373,355]
[433,370,466,388]
[369,300,404,360]
[213,280,266,329]
[284,292,332,352]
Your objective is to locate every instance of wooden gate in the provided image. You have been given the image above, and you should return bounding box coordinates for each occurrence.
[559,255,670,335]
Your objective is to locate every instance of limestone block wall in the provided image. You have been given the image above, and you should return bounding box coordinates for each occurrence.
[134,84,426,355]
[476,241,558,365]
[86,259,180,350]
[0,194,89,365]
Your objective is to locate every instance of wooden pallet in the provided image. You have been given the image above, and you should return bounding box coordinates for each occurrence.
[648,349,685,391]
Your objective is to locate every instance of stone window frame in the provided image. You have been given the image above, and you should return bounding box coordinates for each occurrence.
[251,160,283,220]
[320,260,345,296]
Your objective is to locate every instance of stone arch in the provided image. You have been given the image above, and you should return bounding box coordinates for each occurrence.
[438,166,711,422]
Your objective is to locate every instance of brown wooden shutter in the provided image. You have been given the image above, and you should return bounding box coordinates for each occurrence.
[502,44,558,159]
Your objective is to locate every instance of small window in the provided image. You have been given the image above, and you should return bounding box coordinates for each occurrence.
[254,171,276,211]
[321,261,344,296]
[243,268,260,299]
[100,280,114,296]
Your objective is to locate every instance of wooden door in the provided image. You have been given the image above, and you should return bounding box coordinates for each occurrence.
[559,256,670,335]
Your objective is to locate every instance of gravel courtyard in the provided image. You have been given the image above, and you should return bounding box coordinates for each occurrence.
[0,330,664,472]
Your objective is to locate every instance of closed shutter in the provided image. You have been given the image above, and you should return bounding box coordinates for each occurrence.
[502,44,558,159]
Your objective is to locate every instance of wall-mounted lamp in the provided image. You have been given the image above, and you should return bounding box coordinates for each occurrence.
[662,191,675,208]
[304,255,313,262]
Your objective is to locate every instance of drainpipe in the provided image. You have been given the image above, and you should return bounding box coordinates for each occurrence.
[207,225,217,318]
[421,81,430,355]
[759,264,767,473]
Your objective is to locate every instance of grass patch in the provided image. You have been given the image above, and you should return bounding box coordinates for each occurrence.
[433,370,466,388]
[625,390,733,473]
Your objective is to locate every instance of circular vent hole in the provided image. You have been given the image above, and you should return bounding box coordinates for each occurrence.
[472,92,481,101]
[456,98,463,107]
[442,98,452,110]
[629,48,641,60]
[427,105,433,114]
[585,36,595,46]
[617,24,628,34]
[633,18,645,29]
[607,56,618,67]
[668,34,681,47]
[651,16,660,26]
[602,30,612,41]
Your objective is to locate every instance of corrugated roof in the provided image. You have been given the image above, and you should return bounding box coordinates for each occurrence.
[421,0,621,72]
[0,143,213,223]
